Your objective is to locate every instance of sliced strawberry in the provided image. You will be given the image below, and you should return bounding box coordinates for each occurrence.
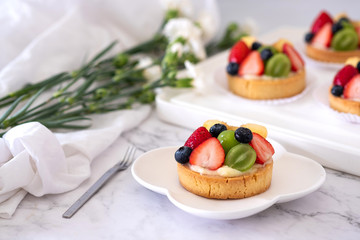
[283,43,305,71]
[228,40,251,64]
[249,133,275,164]
[311,22,332,48]
[238,51,264,76]
[311,11,333,34]
[344,74,360,99]
[333,65,358,87]
[184,126,212,149]
[189,138,225,170]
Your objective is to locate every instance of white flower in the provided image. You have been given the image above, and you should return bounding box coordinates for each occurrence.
[187,38,206,60]
[159,0,193,18]
[163,18,202,42]
[136,57,162,82]
[144,66,162,83]
[184,60,196,78]
[136,57,153,69]
[163,18,206,60]
[170,42,184,57]
[183,60,205,92]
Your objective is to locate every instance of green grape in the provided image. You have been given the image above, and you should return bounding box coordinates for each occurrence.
[224,144,256,172]
[217,130,239,154]
[265,53,291,77]
[341,21,355,30]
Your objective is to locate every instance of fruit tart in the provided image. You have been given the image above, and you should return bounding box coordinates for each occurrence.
[329,57,360,116]
[174,120,275,199]
[226,36,306,100]
[305,11,360,63]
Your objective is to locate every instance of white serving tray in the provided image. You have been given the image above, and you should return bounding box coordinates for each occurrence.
[156,27,360,176]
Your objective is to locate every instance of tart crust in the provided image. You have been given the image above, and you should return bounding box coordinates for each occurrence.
[227,70,306,100]
[177,161,273,199]
[328,87,360,116]
[306,44,360,63]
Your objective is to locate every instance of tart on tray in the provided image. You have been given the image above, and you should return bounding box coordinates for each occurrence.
[304,11,360,63]
[174,120,275,199]
[226,36,306,100]
[329,57,360,116]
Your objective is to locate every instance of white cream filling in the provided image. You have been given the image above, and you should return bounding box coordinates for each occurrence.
[241,72,296,80]
[188,160,272,177]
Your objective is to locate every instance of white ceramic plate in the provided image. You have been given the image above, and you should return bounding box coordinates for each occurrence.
[131,140,326,220]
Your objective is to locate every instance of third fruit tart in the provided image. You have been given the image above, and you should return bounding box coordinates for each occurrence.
[226,36,306,100]
[305,11,360,63]
[329,57,360,116]
[175,120,275,199]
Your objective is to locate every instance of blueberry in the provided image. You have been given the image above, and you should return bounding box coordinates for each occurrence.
[251,41,262,50]
[357,61,360,73]
[338,17,350,24]
[226,62,239,75]
[260,49,273,61]
[304,32,314,43]
[209,123,227,138]
[234,127,253,144]
[175,146,192,164]
[331,85,344,97]
[332,22,343,34]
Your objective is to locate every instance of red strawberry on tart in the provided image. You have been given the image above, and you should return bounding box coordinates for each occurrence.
[226,37,306,100]
[175,120,274,199]
[305,11,360,63]
[329,57,360,116]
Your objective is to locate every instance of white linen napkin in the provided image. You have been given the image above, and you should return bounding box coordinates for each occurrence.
[0,107,150,218]
[0,0,159,219]
[0,0,219,218]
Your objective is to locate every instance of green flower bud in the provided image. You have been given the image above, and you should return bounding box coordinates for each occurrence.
[175,78,193,88]
[65,97,75,105]
[113,53,129,68]
[182,52,198,64]
[95,88,109,99]
[88,103,98,112]
[162,52,178,69]
[227,22,239,33]
[193,22,201,29]
[53,90,64,98]
[139,90,156,104]
[173,37,186,45]
[167,70,177,80]
[71,70,80,78]
[113,74,123,82]
[2,119,12,129]
[165,9,179,22]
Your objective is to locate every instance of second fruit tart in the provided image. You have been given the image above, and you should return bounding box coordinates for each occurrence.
[226,37,306,100]
[175,120,275,199]
[304,11,360,63]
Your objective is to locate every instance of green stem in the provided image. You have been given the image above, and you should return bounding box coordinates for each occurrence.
[0,72,70,107]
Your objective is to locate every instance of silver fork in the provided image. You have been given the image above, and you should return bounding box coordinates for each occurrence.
[62,146,137,218]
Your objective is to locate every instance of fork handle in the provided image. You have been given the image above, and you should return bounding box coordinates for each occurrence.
[62,163,122,218]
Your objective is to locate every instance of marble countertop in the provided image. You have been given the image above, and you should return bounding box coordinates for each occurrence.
[1,111,360,240]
